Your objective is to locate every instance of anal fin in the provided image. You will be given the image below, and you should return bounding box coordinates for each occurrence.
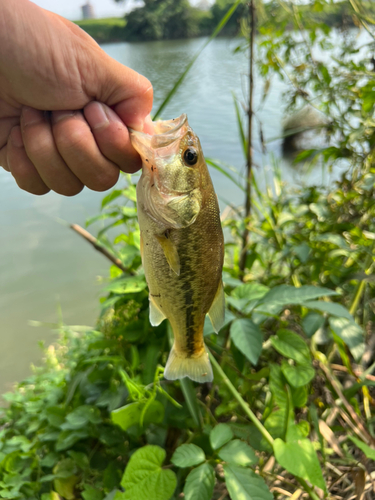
[155,232,180,276]
[164,343,213,383]
[149,295,166,326]
[208,280,225,333]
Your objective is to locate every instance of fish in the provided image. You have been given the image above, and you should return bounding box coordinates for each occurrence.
[130,114,225,383]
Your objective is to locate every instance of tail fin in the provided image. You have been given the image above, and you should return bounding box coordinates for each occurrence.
[164,344,213,383]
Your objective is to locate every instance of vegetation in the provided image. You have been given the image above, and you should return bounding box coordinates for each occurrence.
[74,18,127,44]
[2,0,375,499]
[74,0,375,44]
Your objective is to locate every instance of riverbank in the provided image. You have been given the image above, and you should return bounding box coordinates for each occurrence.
[74,0,375,44]
[74,17,127,44]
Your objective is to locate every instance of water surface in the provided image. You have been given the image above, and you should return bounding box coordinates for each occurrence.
[0,36,340,393]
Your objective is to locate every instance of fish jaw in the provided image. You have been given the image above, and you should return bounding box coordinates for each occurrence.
[130,114,188,169]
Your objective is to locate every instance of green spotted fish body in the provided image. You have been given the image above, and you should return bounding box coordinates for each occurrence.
[131,114,224,383]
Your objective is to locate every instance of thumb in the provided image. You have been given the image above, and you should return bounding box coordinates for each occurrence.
[88,53,153,132]
[55,14,154,130]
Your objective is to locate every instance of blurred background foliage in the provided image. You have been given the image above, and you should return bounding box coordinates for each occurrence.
[75,0,375,43]
[1,0,375,499]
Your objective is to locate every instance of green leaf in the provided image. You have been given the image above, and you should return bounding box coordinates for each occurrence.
[86,212,118,227]
[183,463,215,500]
[274,438,326,491]
[315,233,347,248]
[179,377,202,429]
[259,285,337,306]
[55,430,89,451]
[291,385,308,408]
[223,464,273,500]
[218,439,257,466]
[104,276,147,295]
[230,319,263,365]
[269,364,287,408]
[54,475,79,500]
[302,312,325,338]
[101,189,124,209]
[286,422,310,442]
[303,300,353,320]
[111,401,164,431]
[264,409,291,441]
[293,242,310,263]
[210,423,234,450]
[40,452,59,468]
[231,283,269,301]
[4,435,32,452]
[309,203,330,221]
[348,436,375,460]
[233,94,248,160]
[171,444,205,468]
[329,317,365,361]
[271,330,311,364]
[41,493,60,500]
[61,405,101,430]
[281,362,315,388]
[207,159,245,193]
[67,451,89,470]
[82,485,104,500]
[45,406,66,428]
[121,445,176,500]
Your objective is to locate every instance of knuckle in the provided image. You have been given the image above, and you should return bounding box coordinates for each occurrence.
[28,185,51,196]
[88,168,119,192]
[15,175,50,195]
[25,134,53,162]
[55,182,84,197]
[55,124,88,154]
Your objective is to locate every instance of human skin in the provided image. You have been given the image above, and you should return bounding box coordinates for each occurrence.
[0,0,153,195]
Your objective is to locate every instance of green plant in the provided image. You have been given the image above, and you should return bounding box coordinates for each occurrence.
[1,2,375,499]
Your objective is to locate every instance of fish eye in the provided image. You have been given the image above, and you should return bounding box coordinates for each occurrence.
[183,148,198,166]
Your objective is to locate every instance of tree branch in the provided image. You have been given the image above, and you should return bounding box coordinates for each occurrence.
[70,223,129,274]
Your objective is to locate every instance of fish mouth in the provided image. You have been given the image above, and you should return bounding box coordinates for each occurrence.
[130,114,188,160]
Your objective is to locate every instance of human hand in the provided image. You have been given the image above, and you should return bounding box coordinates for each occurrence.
[0,0,153,195]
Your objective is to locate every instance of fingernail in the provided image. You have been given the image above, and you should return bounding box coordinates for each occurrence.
[10,126,24,148]
[53,110,75,124]
[85,102,124,131]
[85,102,110,130]
[22,106,43,127]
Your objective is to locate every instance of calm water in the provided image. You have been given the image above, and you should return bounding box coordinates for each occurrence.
[0,37,341,393]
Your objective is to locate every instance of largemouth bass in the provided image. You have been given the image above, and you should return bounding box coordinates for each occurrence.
[131,114,224,383]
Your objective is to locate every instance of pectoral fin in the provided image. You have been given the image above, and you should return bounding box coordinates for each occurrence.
[208,280,225,333]
[155,233,180,276]
[149,295,166,326]
[167,189,202,227]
